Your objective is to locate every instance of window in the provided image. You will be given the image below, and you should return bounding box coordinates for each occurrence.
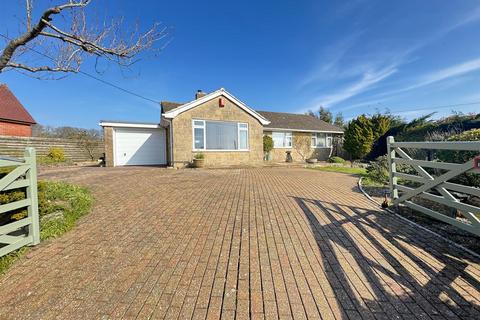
[193,120,205,150]
[272,132,292,148]
[192,120,248,151]
[311,133,332,148]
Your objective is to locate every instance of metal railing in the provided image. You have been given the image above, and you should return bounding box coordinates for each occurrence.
[387,136,480,236]
[0,148,39,257]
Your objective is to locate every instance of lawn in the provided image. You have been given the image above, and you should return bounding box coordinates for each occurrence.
[310,166,385,187]
[0,181,93,275]
[311,165,367,176]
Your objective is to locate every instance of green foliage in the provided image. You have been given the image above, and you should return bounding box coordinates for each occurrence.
[344,113,395,159]
[193,153,204,160]
[344,115,375,159]
[311,166,367,176]
[47,147,66,162]
[328,156,346,164]
[38,181,93,239]
[318,106,333,123]
[437,128,480,188]
[263,135,274,153]
[394,112,480,142]
[366,156,389,185]
[371,114,392,140]
[0,181,93,275]
[334,113,344,127]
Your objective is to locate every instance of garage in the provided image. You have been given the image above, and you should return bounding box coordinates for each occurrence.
[100,121,168,166]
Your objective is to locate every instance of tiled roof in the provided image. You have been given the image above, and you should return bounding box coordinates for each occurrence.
[0,84,36,124]
[256,111,344,132]
[160,99,343,133]
[161,101,184,113]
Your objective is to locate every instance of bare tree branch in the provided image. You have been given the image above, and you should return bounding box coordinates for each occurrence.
[6,62,78,73]
[0,0,168,77]
[26,0,33,31]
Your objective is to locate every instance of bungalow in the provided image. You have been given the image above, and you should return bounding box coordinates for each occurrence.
[100,88,343,168]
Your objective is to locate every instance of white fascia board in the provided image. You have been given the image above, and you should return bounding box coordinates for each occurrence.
[162,88,271,125]
[264,127,344,134]
[99,121,164,129]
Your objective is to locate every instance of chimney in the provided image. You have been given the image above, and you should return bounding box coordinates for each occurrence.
[195,89,206,100]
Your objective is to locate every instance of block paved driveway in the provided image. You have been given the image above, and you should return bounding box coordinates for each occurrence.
[1,167,479,320]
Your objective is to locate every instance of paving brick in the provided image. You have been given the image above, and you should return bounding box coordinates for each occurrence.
[0,166,478,319]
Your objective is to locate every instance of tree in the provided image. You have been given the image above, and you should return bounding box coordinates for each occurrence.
[334,113,344,127]
[319,106,333,123]
[0,1,168,78]
[343,115,374,159]
[370,113,392,140]
[306,106,333,123]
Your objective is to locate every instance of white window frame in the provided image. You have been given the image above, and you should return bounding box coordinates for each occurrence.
[238,123,249,151]
[192,119,249,151]
[193,120,206,150]
[272,131,293,148]
[311,132,333,148]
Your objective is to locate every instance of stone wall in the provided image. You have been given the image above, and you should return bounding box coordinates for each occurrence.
[171,96,264,168]
[103,127,114,167]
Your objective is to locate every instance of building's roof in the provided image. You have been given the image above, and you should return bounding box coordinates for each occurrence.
[160,91,343,133]
[162,88,271,125]
[0,84,36,124]
[161,101,184,113]
[257,111,344,133]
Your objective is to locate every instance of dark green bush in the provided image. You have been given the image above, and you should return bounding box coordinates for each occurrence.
[366,156,390,185]
[328,156,346,164]
[263,135,274,153]
[437,129,480,188]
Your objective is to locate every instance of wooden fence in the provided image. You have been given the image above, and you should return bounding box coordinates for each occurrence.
[387,136,480,236]
[0,135,103,162]
[0,148,40,257]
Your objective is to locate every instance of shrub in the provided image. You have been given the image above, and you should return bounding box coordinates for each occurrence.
[47,147,66,162]
[437,129,480,188]
[366,156,390,185]
[328,156,345,164]
[263,135,274,153]
[193,153,204,160]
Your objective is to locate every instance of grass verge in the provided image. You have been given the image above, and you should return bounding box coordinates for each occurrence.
[0,181,93,275]
[309,166,385,187]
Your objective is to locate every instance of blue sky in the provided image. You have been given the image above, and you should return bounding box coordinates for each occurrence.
[1,0,480,128]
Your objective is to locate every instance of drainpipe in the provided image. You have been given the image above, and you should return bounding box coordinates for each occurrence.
[165,118,173,166]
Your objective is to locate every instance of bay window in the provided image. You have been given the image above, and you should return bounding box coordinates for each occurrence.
[272,131,292,148]
[311,133,332,148]
[193,120,249,151]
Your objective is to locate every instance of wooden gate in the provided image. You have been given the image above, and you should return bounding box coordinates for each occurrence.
[387,136,480,236]
[0,148,40,257]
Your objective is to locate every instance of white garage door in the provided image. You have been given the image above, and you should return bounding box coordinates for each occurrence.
[114,128,167,166]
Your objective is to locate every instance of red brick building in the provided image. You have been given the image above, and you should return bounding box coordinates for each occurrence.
[0,84,36,137]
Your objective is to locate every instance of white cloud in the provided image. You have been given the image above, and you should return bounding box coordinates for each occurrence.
[297,4,480,113]
[417,57,480,88]
[302,65,398,110]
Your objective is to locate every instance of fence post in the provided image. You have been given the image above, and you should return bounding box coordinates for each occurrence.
[25,147,40,245]
[387,136,398,202]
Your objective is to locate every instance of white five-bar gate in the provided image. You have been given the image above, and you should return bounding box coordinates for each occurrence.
[0,148,40,257]
[387,136,480,237]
